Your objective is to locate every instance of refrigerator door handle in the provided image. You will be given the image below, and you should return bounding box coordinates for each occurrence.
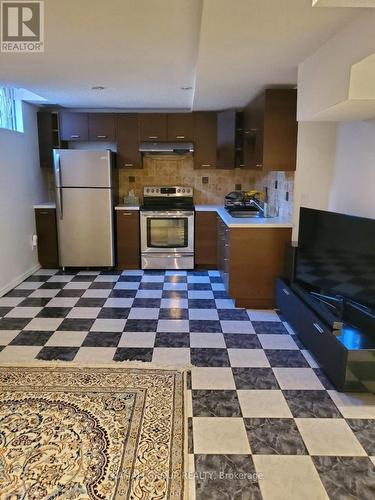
[54,152,63,220]
[58,186,63,220]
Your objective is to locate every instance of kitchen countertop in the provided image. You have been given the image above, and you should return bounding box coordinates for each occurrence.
[33,203,56,209]
[114,203,293,228]
[115,205,140,211]
[195,205,293,228]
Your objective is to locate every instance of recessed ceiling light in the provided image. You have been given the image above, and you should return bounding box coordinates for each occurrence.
[180,86,193,90]
[91,86,106,90]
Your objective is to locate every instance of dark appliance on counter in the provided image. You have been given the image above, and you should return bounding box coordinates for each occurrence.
[140,186,195,269]
[224,191,262,218]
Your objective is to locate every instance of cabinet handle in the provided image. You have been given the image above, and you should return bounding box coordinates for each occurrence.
[122,212,133,216]
[313,323,324,334]
[225,243,229,247]
[176,135,185,139]
[201,164,211,167]
[39,211,49,215]
[96,135,107,139]
[124,163,134,167]
[256,164,263,168]
[148,136,158,140]
[282,288,290,296]
[70,135,80,139]
[250,128,259,132]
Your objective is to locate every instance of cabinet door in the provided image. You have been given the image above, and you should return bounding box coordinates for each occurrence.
[229,227,292,308]
[59,111,88,141]
[139,114,167,141]
[116,114,142,168]
[37,112,54,169]
[217,109,236,169]
[193,112,217,169]
[195,211,217,268]
[116,211,140,269]
[167,113,194,141]
[263,89,297,171]
[242,95,264,170]
[35,209,59,268]
[88,113,116,141]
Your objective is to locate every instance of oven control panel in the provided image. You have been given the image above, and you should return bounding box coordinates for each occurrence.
[143,186,193,197]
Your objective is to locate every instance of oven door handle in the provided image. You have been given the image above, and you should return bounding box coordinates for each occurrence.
[141,211,194,217]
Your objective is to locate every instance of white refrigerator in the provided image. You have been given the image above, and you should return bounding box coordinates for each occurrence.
[53,149,115,268]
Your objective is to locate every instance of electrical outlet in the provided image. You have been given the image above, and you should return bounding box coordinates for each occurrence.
[202,177,209,184]
[274,180,278,189]
[31,234,38,250]
[285,191,289,202]
[129,176,135,183]
[235,183,242,191]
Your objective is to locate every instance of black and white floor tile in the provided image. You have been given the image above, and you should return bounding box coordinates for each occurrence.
[1,268,375,499]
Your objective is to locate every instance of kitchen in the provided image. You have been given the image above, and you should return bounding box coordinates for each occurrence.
[1,2,375,499]
[35,96,296,309]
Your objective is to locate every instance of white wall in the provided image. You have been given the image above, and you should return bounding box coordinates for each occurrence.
[0,102,48,295]
[292,121,337,240]
[328,120,375,219]
[297,10,375,121]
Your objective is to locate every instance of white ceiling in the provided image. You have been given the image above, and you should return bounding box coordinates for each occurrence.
[0,0,362,110]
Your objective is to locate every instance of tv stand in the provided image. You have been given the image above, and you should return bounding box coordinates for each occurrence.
[276,278,375,392]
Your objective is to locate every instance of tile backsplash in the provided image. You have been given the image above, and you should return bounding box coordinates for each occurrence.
[46,153,294,219]
[119,155,294,218]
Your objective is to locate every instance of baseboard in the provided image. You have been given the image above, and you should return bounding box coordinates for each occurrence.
[0,263,41,298]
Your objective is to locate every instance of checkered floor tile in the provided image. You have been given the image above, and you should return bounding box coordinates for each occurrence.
[1,268,375,499]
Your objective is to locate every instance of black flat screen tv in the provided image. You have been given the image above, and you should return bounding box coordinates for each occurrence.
[295,208,375,312]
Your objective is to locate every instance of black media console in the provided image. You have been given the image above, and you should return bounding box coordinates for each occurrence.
[276,278,375,392]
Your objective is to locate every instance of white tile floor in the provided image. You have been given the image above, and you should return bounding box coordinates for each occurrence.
[1,268,375,499]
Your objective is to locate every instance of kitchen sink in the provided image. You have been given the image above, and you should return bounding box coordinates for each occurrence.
[228,210,263,218]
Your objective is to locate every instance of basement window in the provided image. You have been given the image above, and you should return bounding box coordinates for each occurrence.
[0,87,23,132]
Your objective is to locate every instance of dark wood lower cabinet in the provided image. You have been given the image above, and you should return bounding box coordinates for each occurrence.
[116,210,140,269]
[35,208,59,268]
[217,216,292,308]
[195,212,217,268]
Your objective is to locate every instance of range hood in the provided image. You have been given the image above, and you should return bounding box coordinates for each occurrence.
[139,141,194,155]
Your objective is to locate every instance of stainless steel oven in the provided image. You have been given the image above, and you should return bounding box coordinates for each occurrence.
[140,186,194,269]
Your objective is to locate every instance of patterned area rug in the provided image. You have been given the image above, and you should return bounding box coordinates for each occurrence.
[0,365,185,499]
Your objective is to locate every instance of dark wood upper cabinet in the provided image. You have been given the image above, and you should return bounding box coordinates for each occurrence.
[243,89,297,171]
[116,114,142,168]
[139,113,167,142]
[263,89,297,171]
[59,111,89,141]
[88,113,116,141]
[216,109,243,169]
[167,113,194,141]
[37,111,60,168]
[193,112,217,169]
